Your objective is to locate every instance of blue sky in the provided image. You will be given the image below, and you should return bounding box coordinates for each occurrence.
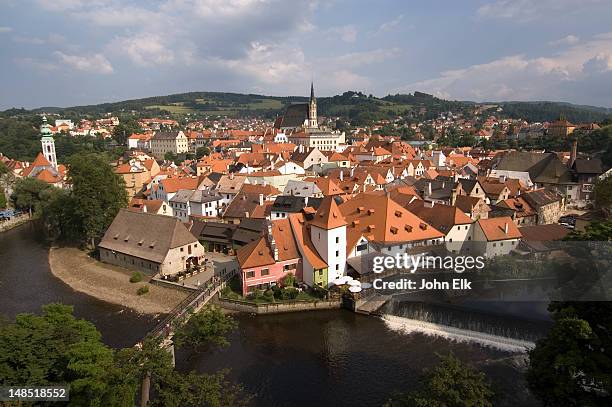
[1,0,612,109]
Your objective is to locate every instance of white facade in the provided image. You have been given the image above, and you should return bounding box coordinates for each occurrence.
[310,224,347,284]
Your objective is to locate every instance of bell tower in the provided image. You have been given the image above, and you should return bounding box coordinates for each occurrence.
[40,116,57,169]
[308,82,318,128]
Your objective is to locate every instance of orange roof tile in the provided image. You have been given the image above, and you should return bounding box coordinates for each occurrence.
[477,217,522,241]
[310,196,347,230]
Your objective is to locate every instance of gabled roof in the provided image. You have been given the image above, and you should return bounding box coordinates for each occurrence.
[407,200,472,234]
[573,158,603,174]
[99,209,198,263]
[272,195,306,213]
[288,213,328,270]
[310,196,347,230]
[519,224,569,241]
[339,193,444,253]
[454,195,490,214]
[476,217,522,241]
[522,189,563,208]
[236,218,300,268]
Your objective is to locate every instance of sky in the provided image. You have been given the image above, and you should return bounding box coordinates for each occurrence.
[1,0,612,109]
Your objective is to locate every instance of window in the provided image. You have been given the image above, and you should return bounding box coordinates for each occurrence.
[180,247,184,252]
[318,270,323,276]
[335,237,339,244]
[246,271,255,278]
[356,243,368,251]
[336,250,339,257]
[493,243,497,247]
[336,264,339,271]
[261,268,270,276]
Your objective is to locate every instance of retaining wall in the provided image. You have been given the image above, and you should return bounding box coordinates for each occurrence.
[218,297,342,314]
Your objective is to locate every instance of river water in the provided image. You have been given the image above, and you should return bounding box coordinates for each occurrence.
[0,223,159,348]
[0,224,539,406]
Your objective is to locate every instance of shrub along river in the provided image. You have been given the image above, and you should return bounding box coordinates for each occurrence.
[0,224,540,406]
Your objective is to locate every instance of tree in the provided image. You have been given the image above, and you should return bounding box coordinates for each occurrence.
[594,176,612,210]
[10,177,52,216]
[282,272,297,287]
[0,304,249,407]
[112,120,140,147]
[173,305,237,349]
[385,353,494,407]
[195,146,210,159]
[0,304,126,406]
[68,153,128,246]
[527,302,612,406]
[566,219,612,241]
[528,223,612,406]
[164,151,177,162]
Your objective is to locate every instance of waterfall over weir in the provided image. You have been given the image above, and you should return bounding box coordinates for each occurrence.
[381,301,551,352]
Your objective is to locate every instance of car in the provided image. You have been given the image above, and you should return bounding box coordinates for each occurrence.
[558,215,576,226]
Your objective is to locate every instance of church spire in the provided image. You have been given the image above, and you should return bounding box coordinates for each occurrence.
[308,82,318,128]
[310,81,315,102]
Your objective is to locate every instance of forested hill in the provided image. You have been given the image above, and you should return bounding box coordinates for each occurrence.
[3,90,611,124]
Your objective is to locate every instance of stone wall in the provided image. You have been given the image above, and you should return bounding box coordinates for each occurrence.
[0,214,30,233]
[218,297,342,314]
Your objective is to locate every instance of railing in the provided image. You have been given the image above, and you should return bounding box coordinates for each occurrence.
[145,269,237,341]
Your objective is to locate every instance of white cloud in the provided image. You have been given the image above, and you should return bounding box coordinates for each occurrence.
[109,34,175,66]
[213,42,308,86]
[549,35,580,46]
[477,0,605,21]
[330,25,358,43]
[396,32,612,103]
[377,14,404,33]
[36,0,88,11]
[54,52,113,74]
[0,26,12,33]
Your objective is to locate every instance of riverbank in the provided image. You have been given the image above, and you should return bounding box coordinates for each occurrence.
[0,214,30,233]
[48,247,189,314]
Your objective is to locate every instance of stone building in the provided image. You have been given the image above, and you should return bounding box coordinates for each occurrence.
[99,209,204,276]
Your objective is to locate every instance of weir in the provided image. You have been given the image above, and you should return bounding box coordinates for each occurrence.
[382,314,535,353]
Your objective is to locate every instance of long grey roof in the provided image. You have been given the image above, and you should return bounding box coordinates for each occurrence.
[152,130,183,140]
[99,209,198,263]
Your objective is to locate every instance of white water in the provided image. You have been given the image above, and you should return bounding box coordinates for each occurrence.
[382,314,535,353]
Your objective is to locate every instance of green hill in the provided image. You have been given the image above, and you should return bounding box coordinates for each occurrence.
[3,90,611,124]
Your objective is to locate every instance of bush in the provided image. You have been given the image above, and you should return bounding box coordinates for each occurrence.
[263,289,275,300]
[281,287,298,300]
[136,286,149,296]
[129,272,143,283]
[272,285,282,299]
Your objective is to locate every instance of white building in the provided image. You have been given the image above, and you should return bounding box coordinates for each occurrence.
[150,130,189,159]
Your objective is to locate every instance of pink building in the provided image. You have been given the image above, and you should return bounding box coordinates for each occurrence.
[236,218,302,295]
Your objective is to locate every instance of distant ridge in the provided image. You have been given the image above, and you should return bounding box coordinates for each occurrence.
[3,90,611,124]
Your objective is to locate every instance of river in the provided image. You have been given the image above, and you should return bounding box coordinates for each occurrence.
[0,224,539,406]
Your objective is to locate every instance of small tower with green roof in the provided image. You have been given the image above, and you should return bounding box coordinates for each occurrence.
[40,116,57,169]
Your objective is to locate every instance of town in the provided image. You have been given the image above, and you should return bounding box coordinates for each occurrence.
[1,83,608,297]
[1,83,611,407]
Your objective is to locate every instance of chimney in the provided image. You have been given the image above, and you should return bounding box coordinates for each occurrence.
[299,144,304,153]
[350,167,355,177]
[427,182,432,196]
[259,193,264,206]
[340,171,344,181]
[504,222,508,235]
[569,139,577,168]
[230,172,234,180]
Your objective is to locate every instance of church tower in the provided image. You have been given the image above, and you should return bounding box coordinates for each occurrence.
[308,82,318,128]
[40,116,57,170]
